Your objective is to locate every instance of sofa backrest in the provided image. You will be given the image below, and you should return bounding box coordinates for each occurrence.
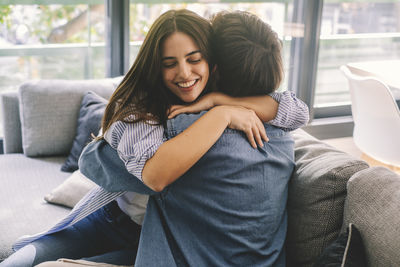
[0,91,22,153]
[1,77,122,156]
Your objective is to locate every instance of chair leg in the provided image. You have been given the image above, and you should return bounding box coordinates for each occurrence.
[361,153,400,174]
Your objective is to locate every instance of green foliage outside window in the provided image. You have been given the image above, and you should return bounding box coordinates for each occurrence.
[0,4,104,45]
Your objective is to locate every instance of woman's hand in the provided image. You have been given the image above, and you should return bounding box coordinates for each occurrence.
[168,92,221,119]
[142,105,268,191]
[169,97,269,148]
[222,105,269,148]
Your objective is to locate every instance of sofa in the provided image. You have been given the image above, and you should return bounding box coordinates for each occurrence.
[1,78,399,266]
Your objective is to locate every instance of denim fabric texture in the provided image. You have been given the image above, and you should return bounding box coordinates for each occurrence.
[80,111,295,267]
[0,201,141,267]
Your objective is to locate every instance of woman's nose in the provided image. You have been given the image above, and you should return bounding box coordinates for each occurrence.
[178,63,191,79]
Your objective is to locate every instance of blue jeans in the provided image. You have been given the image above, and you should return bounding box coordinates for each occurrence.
[1,201,141,267]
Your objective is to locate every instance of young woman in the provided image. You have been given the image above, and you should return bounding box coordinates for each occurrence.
[100,9,307,192]
[2,9,307,267]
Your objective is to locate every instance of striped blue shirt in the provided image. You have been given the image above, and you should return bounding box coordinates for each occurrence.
[269,91,309,131]
[104,115,166,182]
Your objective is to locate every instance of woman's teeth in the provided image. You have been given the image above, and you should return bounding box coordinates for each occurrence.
[177,80,196,88]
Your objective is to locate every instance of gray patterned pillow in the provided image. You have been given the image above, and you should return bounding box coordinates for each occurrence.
[18,79,114,157]
[286,129,369,267]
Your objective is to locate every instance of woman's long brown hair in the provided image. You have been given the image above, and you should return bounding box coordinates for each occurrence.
[100,9,213,137]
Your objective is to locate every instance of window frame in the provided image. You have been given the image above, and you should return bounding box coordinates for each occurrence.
[106,0,130,77]
[287,0,356,139]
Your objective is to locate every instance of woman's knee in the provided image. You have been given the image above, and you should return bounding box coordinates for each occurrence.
[0,244,37,267]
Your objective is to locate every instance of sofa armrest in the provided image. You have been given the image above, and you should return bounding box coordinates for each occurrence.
[343,166,400,267]
[0,91,22,153]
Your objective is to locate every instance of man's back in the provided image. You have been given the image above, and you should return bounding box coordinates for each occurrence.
[80,112,295,266]
[136,112,295,266]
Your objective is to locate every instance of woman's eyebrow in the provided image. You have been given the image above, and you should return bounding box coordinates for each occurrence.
[186,50,201,57]
[161,50,201,61]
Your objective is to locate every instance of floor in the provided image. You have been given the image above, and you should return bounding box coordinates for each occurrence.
[324,136,400,173]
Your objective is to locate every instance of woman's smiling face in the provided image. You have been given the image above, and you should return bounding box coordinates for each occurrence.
[161,31,209,103]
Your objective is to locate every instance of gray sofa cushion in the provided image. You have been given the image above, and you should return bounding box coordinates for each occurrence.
[0,154,71,261]
[343,166,400,267]
[0,91,22,153]
[287,129,369,267]
[18,79,115,157]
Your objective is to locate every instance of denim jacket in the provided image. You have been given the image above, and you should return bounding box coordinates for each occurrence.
[79,111,295,267]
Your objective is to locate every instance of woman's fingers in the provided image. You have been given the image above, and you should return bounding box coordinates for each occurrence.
[168,105,186,118]
[240,110,267,148]
[252,126,263,148]
[250,118,267,148]
[256,117,269,143]
[168,98,212,118]
[225,106,260,148]
[244,128,257,149]
[168,105,184,114]
[215,105,269,149]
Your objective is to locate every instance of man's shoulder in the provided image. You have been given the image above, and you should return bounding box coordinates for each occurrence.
[166,111,293,140]
[166,111,207,138]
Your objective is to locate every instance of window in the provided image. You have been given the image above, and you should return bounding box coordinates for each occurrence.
[0,0,106,136]
[314,1,400,111]
[0,1,106,93]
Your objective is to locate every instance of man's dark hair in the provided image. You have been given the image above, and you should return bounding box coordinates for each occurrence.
[211,10,283,96]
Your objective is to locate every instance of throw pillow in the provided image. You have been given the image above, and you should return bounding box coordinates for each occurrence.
[313,223,367,267]
[61,91,107,172]
[18,79,114,157]
[44,170,96,208]
[286,129,369,267]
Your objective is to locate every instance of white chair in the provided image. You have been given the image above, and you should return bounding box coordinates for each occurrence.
[340,65,400,168]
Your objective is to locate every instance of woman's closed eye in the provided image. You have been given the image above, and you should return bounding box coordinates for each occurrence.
[188,58,201,64]
[187,54,203,64]
[162,61,177,68]
[162,54,202,68]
